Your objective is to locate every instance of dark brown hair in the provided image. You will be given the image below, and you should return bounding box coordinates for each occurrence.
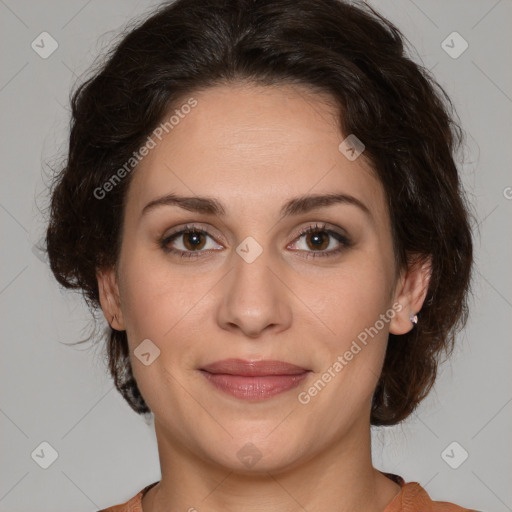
[45,0,473,426]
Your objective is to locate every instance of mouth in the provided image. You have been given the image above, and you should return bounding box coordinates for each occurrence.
[199,359,311,401]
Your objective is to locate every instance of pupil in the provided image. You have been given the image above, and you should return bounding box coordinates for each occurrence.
[187,232,203,248]
[309,231,327,249]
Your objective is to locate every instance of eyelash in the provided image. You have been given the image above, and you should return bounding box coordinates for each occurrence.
[159,222,352,260]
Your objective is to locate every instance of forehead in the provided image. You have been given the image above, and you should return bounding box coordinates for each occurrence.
[124,82,386,223]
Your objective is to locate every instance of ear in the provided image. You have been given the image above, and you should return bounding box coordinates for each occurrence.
[96,267,126,331]
[389,255,432,335]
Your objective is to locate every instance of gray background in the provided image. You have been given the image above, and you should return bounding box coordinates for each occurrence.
[1,0,511,511]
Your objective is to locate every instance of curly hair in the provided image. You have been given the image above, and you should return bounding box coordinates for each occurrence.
[45,0,473,426]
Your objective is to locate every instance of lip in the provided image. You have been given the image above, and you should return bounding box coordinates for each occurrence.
[200,358,309,376]
[199,359,311,401]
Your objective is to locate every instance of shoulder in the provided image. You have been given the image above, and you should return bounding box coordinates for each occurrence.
[97,482,158,512]
[384,477,482,512]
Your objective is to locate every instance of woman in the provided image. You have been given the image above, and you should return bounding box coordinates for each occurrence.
[45,0,476,510]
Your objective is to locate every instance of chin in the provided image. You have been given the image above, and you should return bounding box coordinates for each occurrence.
[197,430,310,475]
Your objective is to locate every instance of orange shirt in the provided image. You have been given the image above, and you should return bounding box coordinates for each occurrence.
[98,474,479,512]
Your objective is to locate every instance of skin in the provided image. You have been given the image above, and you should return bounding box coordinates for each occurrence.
[97,82,431,512]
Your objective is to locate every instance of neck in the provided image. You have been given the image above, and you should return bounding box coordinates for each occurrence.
[142,418,401,512]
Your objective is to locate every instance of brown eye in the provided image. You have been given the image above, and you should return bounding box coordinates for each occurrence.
[160,225,223,259]
[288,222,352,260]
[181,231,207,251]
[304,230,330,251]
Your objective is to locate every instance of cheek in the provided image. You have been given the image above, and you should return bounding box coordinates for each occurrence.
[315,255,394,341]
[302,250,395,405]
[117,253,203,410]
[117,247,196,348]
[300,268,393,401]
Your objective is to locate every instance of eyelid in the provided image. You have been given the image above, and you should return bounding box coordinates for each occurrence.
[162,222,224,243]
[290,221,350,242]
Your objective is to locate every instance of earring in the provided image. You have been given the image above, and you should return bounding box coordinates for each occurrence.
[410,313,418,325]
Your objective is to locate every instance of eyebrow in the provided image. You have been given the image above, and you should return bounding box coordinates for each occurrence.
[141,192,371,220]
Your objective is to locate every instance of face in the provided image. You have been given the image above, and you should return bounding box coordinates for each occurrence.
[99,82,424,473]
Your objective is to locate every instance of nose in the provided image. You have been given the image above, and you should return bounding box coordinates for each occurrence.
[216,244,293,339]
